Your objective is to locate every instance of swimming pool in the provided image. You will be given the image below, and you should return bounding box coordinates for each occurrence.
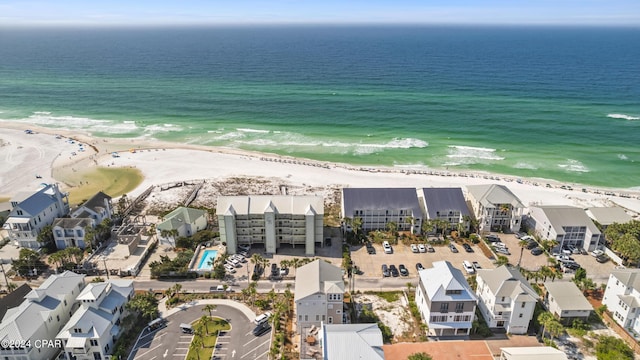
[197,250,218,270]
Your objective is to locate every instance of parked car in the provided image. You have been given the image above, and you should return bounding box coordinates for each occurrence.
[493,242,508,249]
[485,235,501,242]
[526,240,538,250]
[563,261,581,271]
[418,244,427,253]
[238,244,251,252]
[366,242,376,254]
[271,263,279,276]
[596,254,610,263]
[415,263,424,271]
[210,285,228,293]
[426,244,435,252]
[462,243,473,253]
[254,312,272,325]
[531,247,544,256]
[449,244,458,253]
[279,267,289,276]
[462,260,475,274]
[410,244,419,253]
[381,264,390,277]
[383,241,393,254]
[399,264,409,276]
[253,322,271,336]
[389,265,399,277]
[472,261,482,270]
[495,247,511,255]
[224,264,237,273]
[591,249,604,257]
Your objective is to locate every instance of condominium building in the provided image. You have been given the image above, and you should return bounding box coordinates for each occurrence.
[465,184,524,233]
[415,261,477,336]
[217,195,324,255]
[529,206,602,252]
[421,187,471,233]
[341,188,422,234]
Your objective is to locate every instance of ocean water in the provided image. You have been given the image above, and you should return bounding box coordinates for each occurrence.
[0,26,639,188]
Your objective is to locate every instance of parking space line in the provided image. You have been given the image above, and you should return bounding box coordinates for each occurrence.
[242,336,263,347]
[133,343,163,359]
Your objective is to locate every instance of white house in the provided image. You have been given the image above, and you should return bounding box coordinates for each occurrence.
[475,266,538,334]
[602,268,640,337]
[341,188,422,234]
[415,261,477,336]
[156,206,208,247]
[421,187,471,233]
[218,195,324,255]
[71,192,113,227]
[0,271,85,360]
[529,206,602,252]
[4,184,70,249]
[544,281,592,325]
[295,260,344,333]
[318,323,384,360]
[52,218,94,250]
[57,280,134,360]
[465,184,524,233]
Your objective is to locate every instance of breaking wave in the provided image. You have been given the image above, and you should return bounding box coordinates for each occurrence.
[558,159,590,173]
[608,113,640,121]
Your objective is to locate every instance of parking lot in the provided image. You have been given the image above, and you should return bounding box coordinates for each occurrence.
[350,240,496,280]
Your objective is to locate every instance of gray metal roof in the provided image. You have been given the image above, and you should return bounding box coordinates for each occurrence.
[322,323,384,360]
[157,207,207,231]
[8,184,63,217]
[422,187,470,219]
[476,266,537,302]
[53,217,93,229]
[465,184,524,208]
[611,269,640,290]
[82,191,111,213]
[532,206,601,235]
[217,195,324,216]
[294,260,343,301]
[342,188,421,217]
[586,207,632,226]
[544,281,592,312]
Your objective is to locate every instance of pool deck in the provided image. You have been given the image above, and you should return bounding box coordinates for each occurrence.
[192,247,221,271]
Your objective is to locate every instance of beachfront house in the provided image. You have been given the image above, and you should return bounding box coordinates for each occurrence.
[465,184,524,233]
[70,192,113,227]
[0,271,86,360]
[4,184,70,249]
[57,279,134,360]
[415,260,477,336]
[52,218,94,250]
[295,260,345,334]
[341,188,422,234]
[421,187,471,234]
[602,268,640,336]
[586,206,633,230]
[475,266,538,334]
[315,323,384,360]
[529,206,602,252]
[156,206,208,247]
[543,281,592,325]
[217,195,323,255]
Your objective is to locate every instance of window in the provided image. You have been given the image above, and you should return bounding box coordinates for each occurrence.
[64,299,67,306]
[501,296,505,302]
[322,315,325,321]
[304,315,308,321]
[519,314,524,318]
[93,352,102,360]
[57,315,60,322]
[440,303,449,313]
[328,316,333,324]
[90,340,98,346]
[455,303,464,313]
[521,302,526,308]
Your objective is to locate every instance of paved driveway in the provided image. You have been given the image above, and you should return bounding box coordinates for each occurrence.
[131,304,270,360]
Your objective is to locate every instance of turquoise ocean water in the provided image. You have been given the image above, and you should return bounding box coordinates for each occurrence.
[0,26,639,188]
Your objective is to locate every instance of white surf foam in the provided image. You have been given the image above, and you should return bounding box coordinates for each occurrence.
[618,154,629,160]
[608,113,640,121]
[513,162,538,170]
[17,113,141,135]
[446,145,505,163]
[236,128,270,133]
[143,123,183,134]
[558,159,590,173]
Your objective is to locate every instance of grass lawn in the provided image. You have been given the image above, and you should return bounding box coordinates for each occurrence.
[186,317,231,360]
[64,167,143,206]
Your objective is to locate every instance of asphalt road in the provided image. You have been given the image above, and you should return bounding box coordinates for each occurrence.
[130,304,271,360]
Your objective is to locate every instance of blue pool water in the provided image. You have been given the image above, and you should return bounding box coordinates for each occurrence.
[197,250,218,270]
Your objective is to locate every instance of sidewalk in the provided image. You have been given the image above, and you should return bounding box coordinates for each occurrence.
[158,297,257,321]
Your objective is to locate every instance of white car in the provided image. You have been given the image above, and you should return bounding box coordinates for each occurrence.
[493,242,508,249]
[226,258,242,268]
[410,244,419,253]
[418,244,427,253]
[462,261,475,274]
[383,241,393,254]
[238,244,251,252]
[591,249,604,257]
[224,264,237,273]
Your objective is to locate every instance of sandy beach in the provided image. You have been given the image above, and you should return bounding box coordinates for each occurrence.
[1,121,640,216]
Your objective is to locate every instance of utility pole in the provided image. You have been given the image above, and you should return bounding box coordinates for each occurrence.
[0,260,10,288]
[103,257,110,279]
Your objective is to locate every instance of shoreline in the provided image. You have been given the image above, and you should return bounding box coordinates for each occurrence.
[1,121,639,216]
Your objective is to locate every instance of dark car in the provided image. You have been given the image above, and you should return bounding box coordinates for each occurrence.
[366,243,376,254]
[485,235,501,243]
[325,237,332,246]
[389,265,399,277]
[381,264,390,277]
[531,247,544,256]
[596,254,610,263]
[526,240,538,250]
[563,262,581,270]
[271,263,279,276]
[399,264,409,276]
[415,263,424,271]
[253,322,271,336]
[462,243,473,253]
[449,244,459,253]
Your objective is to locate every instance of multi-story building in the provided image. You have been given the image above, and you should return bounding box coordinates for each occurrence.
[465,184,524,233]
[341,188,422,234]
[602,268,640,336]
[57,280,134,360]
[543,281,592,325]
[295,260,344,333]
[52,218,94,250]
[217,195,323,255]
[0,271,86,360]
[529,206,602,252]
[157,206,208,247]
[586,206,632,230]
[415,261,477,336]
[475,266,538,334]
[70,192,113,227]
[421,187,471,233]
[4,184,70,249]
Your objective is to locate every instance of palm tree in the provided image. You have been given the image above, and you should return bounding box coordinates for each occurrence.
[203,304,217,317]
[352,217,363,238]
[189,337,202,360]
[537,311,554,340]
[386,221,398,243]
[173,283,183,301]
[7,283,17,292]
[248,282,258,308]
[517,239,528,267]
[495,255,509,267]
[199,315,212,334]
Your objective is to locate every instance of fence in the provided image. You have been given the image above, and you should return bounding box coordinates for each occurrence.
[601,311,640,354]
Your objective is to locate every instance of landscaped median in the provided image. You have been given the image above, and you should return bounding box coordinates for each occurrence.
[186,317,231,360]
